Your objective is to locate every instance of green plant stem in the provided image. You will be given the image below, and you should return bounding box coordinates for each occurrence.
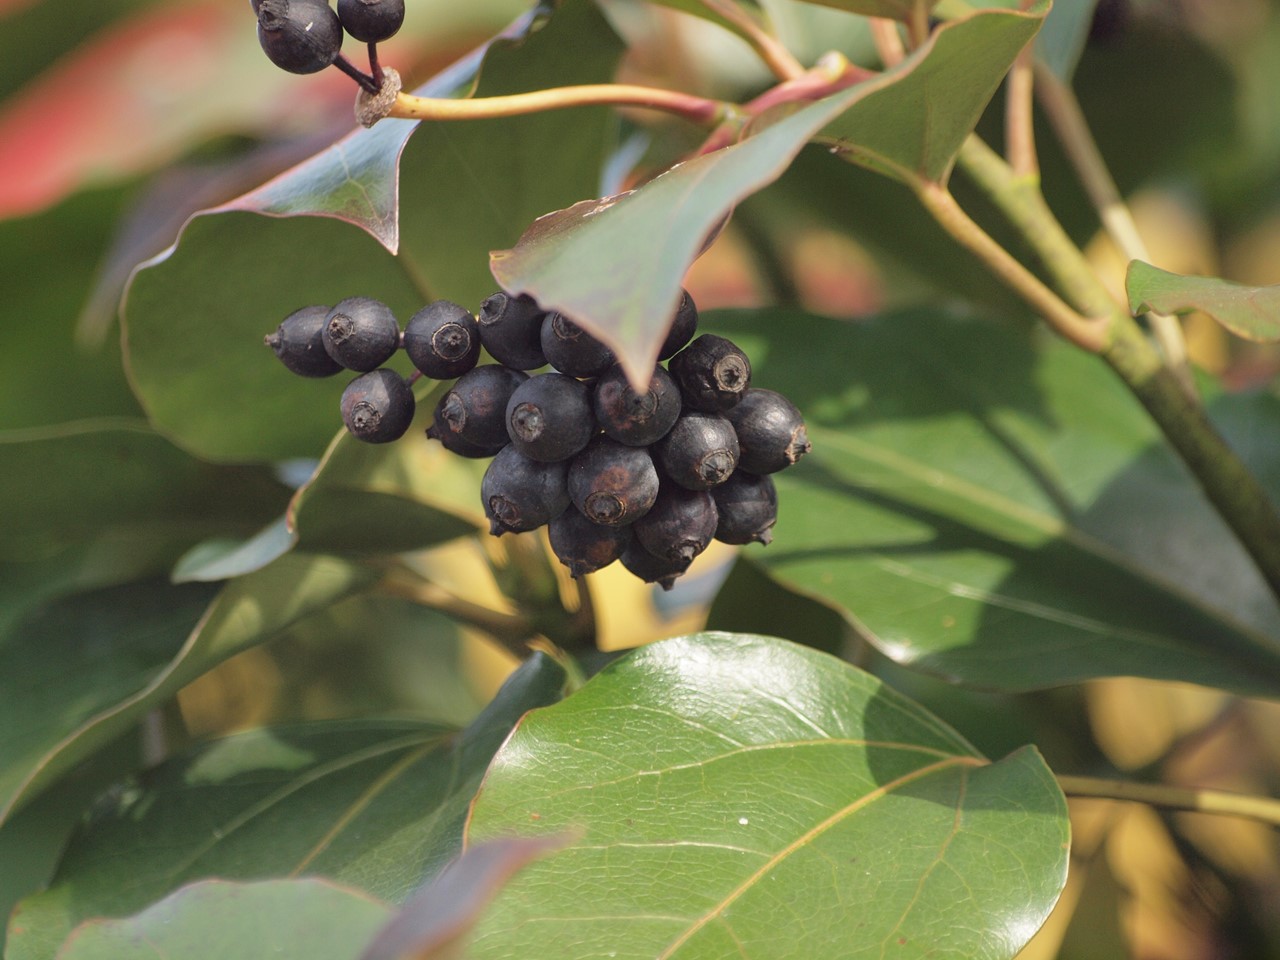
[914,180,1108,351]
[389,83,731,126]
[695,0,806,81]
[953,135,1280,604]
[1033,65,1190,382]
[1058,775,1280,827]
[868,17,905,67]
[1005,47,1037,177]
[376,570,533,658]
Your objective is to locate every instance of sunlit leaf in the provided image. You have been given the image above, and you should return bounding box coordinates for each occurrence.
[466,633,1069,960]
[1127,260,1280,342]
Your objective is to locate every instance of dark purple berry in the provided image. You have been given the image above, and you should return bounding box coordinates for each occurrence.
[257,0,343,75]
[593,364,681,447]
[548,509,631,578]
[403,300,480,380]
[620,540,686,591]
[336,0,404,42]
[634,486,718,568]
[712,472,778,545]
[668,334,751,412]
[425,364,528,450]
[568,437,659,526]
[480,446,570,536]
[657,289,699,360]
[540,313,615,377]
[724,388,811,474]
[478,292,547,370]
[322,296,400,372]
[505,373,595,462]
[340,368,414,443]
[424,394,505,458]
[654,411,739,491]
[264,305,342,377]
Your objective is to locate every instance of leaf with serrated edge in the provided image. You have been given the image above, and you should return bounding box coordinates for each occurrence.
[1127,260,1280,342]
[703,308,1280,695]
[56,879,390,960]
[465,633,1069,960]
[490,5,1044,387]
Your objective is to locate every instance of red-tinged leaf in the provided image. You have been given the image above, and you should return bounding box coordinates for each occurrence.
[1126,260,1280,342]
[359,836,574,960]
[0,3,356,220]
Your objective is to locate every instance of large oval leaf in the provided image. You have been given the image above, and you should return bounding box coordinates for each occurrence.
[1126,260,1280,342]
[490,4,1044,384]
[464,633,1069,959]
[6,655,566,960]
[702,308,1280,695]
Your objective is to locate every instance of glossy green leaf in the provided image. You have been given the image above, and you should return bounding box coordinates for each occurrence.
[121,0,624,463]
[465,633,1069,960]
[791,0,937,21]
[171,518,297,583]
[1127,260,1280,342]
[57,879,390,960]
[6,655,566,959]
[490,5,1043,385]
[703,308,1280,695]
[705,554,853,655]
[0,554,374,826]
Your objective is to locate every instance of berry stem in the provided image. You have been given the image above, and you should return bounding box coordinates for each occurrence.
[367,41,383,86]
[694,0,806,82]
[1057,775,1280,827]
[332,53,380,94]
[388,83,731,126]
[869,17,905,68]
[1004,46,1037,179]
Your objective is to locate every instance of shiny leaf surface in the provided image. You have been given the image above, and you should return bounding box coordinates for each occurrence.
[1127,260,1280,342]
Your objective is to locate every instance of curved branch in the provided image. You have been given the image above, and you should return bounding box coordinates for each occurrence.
[1059,775,1280,827]
[388,83,731,126]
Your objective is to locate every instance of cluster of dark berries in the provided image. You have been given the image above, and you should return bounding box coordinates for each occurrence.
[253,0,403,93]
[265,290,811,589]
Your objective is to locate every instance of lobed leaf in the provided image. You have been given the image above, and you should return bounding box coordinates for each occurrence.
[1126,260,1280,342]
[465,633,1069,960]
[703,308,1280,695]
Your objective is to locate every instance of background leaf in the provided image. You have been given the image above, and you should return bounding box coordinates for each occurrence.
[1126,260,1280,343]
[701,308,1280,695]
[56,879,390,960]
[465,633,1069,960]
[7,655,566,960]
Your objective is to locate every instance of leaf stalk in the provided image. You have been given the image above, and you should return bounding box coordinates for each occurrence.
[1058,774,1280,827]
[388,83,731,126]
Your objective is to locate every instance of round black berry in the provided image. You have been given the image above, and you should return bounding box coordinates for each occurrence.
[725,388,811,474]
[634,485,718,568]
[548,508,631,578]
[257,0,343,75]
[668,334,751,412]
[505,373,595,462]
[322,296,400,372]
[620,539,686,591]
[712,471,778,545]
[340,368,415,443]
[423,394,504,458]
[568,437,659,526]
[477,292,547,370]
[264,305,343,377]
[657,289,699,361]
[481,445,570,536]
[403,301,480,380]
[654,411,740,491]
[425,364,528,450]
[593,364,681,447]
[540,313,615,377]
[336,0,404,42]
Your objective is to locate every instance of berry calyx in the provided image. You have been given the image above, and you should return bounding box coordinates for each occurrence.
[256,0,343,75]
[322,296,400,372]
[264,305,343,377]
[340,368,415,443]
[593,364,681,447]
[725,388,811,474]
[657,289,699,360]
[654,411,740,490]
[477,292,548,370]
[568,437,659,526]
[634,485,718,568]
[425,364,528,450]
[548,508,631,578]
[336,0,404,43]
[481,446,570,536]
[505,373,595,462]
[403,300,480,380]
[668,334,751,412]
[711,471,778,545]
